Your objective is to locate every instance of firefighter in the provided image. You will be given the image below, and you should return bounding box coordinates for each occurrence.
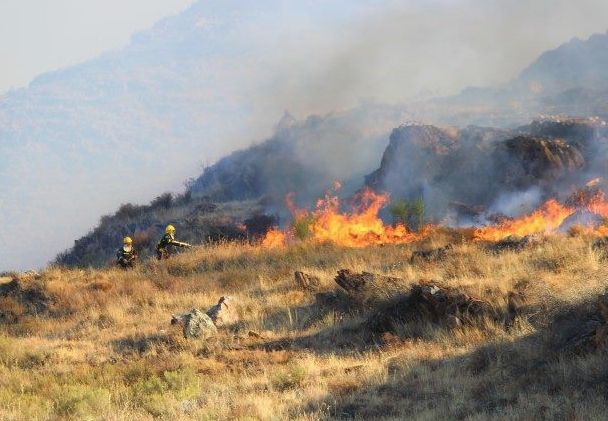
[156,224,192,260]
[116,236,137,269]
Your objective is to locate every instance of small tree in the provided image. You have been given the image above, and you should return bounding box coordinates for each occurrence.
[292,215,315,240]
[390,197,425,231]
[390,199,409,228]
[409,197,425,231]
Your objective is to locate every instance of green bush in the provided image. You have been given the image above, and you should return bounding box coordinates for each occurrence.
[390,199,409,228]
[390,197,425,231]
[409,197,425,231]
[292,215,315,241]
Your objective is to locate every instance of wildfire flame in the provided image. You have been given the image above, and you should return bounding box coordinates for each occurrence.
[473,199,573,241]
[262,181,608,248]
[309,188,429,247]
[261,228,287,248]
[262,188,428,248]
[474,188,608,241]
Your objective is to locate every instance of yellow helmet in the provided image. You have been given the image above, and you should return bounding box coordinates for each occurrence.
[165,224,176,233]
[123,236,133,245]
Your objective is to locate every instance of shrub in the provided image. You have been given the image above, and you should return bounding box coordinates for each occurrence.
[390,199,409,228]
[409,197,425,231]
[115,203,143,219]
[271,362,307,391]
[151,193,173,209]
[390,197,425,231]
[53,384,111,418]
[292,215,315,241]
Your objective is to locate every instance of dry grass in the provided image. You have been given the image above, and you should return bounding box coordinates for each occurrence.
[2,235,608,420]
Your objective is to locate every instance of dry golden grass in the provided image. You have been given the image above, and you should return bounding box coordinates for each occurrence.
[2,234,608,420]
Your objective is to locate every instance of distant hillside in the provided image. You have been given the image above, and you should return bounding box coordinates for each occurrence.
[516,33,608,95]
[419,33,608,126]
[0,1,262,270]
[5,0,374,270]
[54,193,272,268]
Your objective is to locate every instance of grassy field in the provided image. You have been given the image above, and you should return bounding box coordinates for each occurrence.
[1,233,608,420]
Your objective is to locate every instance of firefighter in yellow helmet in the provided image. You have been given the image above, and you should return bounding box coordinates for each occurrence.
[156,224,192,260]
[116,236,137,269]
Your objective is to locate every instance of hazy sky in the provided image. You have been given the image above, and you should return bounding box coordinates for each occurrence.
[0,0,195,93]
[2,0,607,97]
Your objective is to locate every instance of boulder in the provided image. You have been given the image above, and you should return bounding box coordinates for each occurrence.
[171,309,217,339]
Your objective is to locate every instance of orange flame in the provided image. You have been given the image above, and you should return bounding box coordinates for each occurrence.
[261,228,287,248]
[473,199,574,241]
[262,182,608,248]
[262,188,429,248]
[309,188,428,247]
[586,191,608,218]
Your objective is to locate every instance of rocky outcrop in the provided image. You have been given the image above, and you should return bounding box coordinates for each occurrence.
[171,309,217,339]
[365,121,593,219]
[495,135,585,189]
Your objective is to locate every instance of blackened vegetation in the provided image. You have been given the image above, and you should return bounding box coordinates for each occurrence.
[366,282,501,335]
[261,269,527,354]
[486,235,541,253]
[593,237,608,257]
[410,244,452,264]
[0,277,53,322]
[498,136,584,189]
[244,214,279,239]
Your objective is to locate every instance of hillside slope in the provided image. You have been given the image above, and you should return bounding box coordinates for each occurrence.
[2,0,380,271]
[3,235,608,419]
